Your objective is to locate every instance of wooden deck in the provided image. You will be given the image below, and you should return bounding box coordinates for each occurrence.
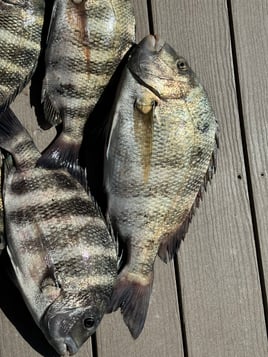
[0,1,268,356]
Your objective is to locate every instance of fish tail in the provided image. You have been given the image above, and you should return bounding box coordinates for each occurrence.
[0,108,40,168]
[107,268,153,339]
[37,133,87,188]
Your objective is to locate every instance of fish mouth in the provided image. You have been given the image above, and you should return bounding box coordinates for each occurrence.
[65,336,79,356]
[139,34,165,53]
[42,336,78,356]
[128,34,168,99]
[41,304,101,355]
[50,340,68,356]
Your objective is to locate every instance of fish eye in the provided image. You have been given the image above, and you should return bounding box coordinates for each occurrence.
[83,317,95,329]
[176,59,188,71]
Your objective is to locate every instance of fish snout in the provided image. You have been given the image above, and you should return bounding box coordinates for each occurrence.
[64,337,79,356]
[41,305,101,355]
[51,339,77,357]
[41,310,80,356]
[141,35,165,53]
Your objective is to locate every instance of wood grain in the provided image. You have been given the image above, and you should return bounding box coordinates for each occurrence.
[1,1,267,357]
[231,0,268,303]
[151,0,268,356]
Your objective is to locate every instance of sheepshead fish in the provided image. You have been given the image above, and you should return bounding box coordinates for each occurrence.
[104,35,219,338]
[0,109,117,355]
[0,0,44,110]
[39,0,135,185]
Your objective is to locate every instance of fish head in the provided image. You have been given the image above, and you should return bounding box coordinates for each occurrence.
[41,294,107,356]
[128,34,197,100]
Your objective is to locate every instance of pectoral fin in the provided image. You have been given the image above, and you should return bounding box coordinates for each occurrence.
[134,100,155,183]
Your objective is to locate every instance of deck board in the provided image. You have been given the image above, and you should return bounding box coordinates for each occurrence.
[96,260,184,357]
[231,0,268,298]
[151,0,268,356]
[0,1,267,357]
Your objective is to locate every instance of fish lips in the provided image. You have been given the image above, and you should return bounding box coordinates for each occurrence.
[128,35,166,78]
[41,306,101,356]
[128,35,178,99]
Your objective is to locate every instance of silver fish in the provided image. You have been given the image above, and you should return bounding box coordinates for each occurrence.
[0,109,117,355]
[39,0,135,185]
[104,35,218,338]
[0,0,44,110]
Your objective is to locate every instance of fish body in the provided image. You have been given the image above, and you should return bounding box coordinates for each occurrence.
[104,35,218,338]
[40,0,135,183]
[0,0,44,110]
[0,109,117,356]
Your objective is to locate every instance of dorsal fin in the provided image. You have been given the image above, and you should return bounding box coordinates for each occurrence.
[0,108,40,169]
[158,137,218,263]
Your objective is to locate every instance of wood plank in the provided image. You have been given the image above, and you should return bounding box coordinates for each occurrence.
[97,260,184,357]
[95,2,185,356]
[151,0,268,356]
[231,0,268,306]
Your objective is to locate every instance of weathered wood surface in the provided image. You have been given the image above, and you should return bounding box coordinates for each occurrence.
[0,1,267,357]
[231,0,268,303]
[151,0,268,356]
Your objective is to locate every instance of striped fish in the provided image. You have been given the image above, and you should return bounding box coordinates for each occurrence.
[38,0,135,185]
[0,0,44,111]
[104,35,219,338]
[0,109,117,356]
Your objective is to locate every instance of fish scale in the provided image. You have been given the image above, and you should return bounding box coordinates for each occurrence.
[105,35,218,339]
[39,0,135,185]
[0,0,44,110]
[0,109,117,356]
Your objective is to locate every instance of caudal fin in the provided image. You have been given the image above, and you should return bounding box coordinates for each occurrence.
[107,269,153,339]
[37,133,87,188]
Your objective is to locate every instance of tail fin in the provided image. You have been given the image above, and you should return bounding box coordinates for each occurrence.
[0,109,40,169]
[107,268,153,339]
[37,133,87,188]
